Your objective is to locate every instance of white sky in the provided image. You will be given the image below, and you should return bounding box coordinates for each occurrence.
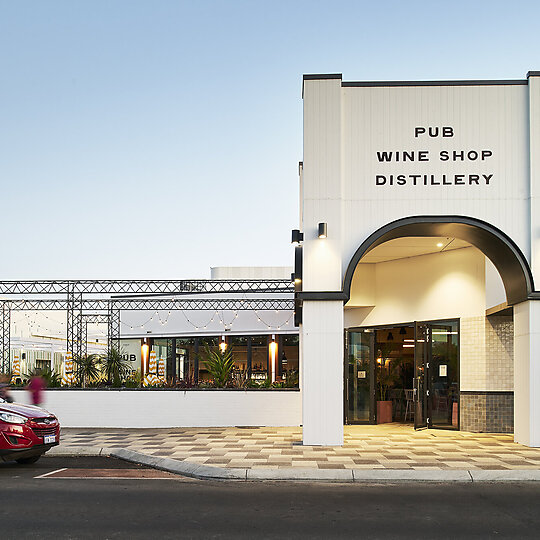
[1,0,539,279]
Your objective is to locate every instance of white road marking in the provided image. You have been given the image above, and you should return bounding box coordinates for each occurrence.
[34,467,67,479]
[39,476,182,480]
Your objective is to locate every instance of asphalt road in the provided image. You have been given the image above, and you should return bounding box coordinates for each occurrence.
[1,457,540,539]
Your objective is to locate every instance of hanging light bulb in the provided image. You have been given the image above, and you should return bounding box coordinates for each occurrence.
[269,335,277,383]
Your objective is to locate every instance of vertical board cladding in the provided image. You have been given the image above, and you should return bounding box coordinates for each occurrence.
[341,83,530,270]
[302,78,343,292]
[302,76,533,291]
[528,75,540,285]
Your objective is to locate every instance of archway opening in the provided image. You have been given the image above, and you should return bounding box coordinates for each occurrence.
[342,216,530,435]
[342,216,533,307]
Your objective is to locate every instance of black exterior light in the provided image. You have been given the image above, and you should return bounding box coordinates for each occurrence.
[291,229,304,246]
[293,244,303,326]
[318,222,327,238]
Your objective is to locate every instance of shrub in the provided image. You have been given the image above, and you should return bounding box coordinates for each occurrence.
[26,366,62,388]
[102,347,132,387]
[202,346,235,388]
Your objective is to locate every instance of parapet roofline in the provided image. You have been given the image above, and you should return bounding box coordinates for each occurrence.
[302,72,540,97]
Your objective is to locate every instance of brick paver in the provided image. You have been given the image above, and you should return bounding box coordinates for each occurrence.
[59,423,540,470]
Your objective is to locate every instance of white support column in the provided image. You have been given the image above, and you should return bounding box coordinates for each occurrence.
[514,300,540,447]
[301,75,344,446]
[302,300,344,446]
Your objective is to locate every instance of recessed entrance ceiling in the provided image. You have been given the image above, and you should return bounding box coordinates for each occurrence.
[337,216,535,306]
[359,237,472,264]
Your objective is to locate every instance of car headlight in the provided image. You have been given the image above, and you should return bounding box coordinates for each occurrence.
[0,412,27,424]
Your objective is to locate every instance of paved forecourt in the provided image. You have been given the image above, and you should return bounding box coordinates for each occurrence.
[54,424,540,472]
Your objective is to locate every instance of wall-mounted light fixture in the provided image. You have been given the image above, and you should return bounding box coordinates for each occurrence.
[291,229,304,246]
[141,338,150,380]
[318,222,327,239]
[219,335,227,353]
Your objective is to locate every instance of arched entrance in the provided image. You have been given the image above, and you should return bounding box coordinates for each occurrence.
[342,215,534,306]
[341,216,533,434]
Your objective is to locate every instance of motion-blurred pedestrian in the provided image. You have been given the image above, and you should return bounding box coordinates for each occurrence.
[27,369,46,406]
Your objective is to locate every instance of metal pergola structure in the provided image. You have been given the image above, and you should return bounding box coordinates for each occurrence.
[0,279,294,373]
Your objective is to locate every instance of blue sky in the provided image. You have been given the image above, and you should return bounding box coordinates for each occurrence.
[1,0,539,279]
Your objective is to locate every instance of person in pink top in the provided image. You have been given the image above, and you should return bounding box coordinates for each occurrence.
[27,369,46,406]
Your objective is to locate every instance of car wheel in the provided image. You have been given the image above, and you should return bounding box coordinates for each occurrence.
[15,456,41,465]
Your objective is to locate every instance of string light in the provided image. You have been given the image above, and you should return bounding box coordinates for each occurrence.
[215,310,238,330]
[254,311,294,330]
[15,305,296,341]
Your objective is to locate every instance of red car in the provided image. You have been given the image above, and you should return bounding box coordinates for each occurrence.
[0,397,60,464]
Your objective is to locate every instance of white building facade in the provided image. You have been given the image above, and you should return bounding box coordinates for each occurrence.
[299,72,540,447]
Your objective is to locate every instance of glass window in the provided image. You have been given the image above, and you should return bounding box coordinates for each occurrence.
[231,336,248,372]
[281,335,299,386]
[152,339,169,381]
[175,338,196,383]
[198,336,218,383]
[250,335,268,382]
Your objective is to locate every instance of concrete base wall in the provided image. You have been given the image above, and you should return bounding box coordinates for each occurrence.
[10,390,302,429]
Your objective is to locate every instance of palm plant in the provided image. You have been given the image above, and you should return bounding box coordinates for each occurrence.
[203,346,235,388]
[376,343,402,401]
[102,346,132,387]
[73,354,102,388]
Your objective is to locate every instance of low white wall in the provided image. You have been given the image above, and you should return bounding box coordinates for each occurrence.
[10,390,302,428]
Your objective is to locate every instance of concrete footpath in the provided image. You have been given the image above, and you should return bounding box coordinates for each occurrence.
[47,425,540,483]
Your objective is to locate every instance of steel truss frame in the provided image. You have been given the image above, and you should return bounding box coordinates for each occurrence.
[1,302,10,373]
[0,280,294,372]
[0,279,292,295]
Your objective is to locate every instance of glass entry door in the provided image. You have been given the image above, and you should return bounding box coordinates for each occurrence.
[345,320,459,429]
[345,330,375,423]
[429,321,459,428]
[414,320,459,430]
[414,323,428,429]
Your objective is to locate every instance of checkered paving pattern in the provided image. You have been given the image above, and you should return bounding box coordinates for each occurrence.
[59,424,540,470]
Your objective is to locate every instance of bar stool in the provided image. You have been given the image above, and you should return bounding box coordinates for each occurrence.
[404,389,414,422]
